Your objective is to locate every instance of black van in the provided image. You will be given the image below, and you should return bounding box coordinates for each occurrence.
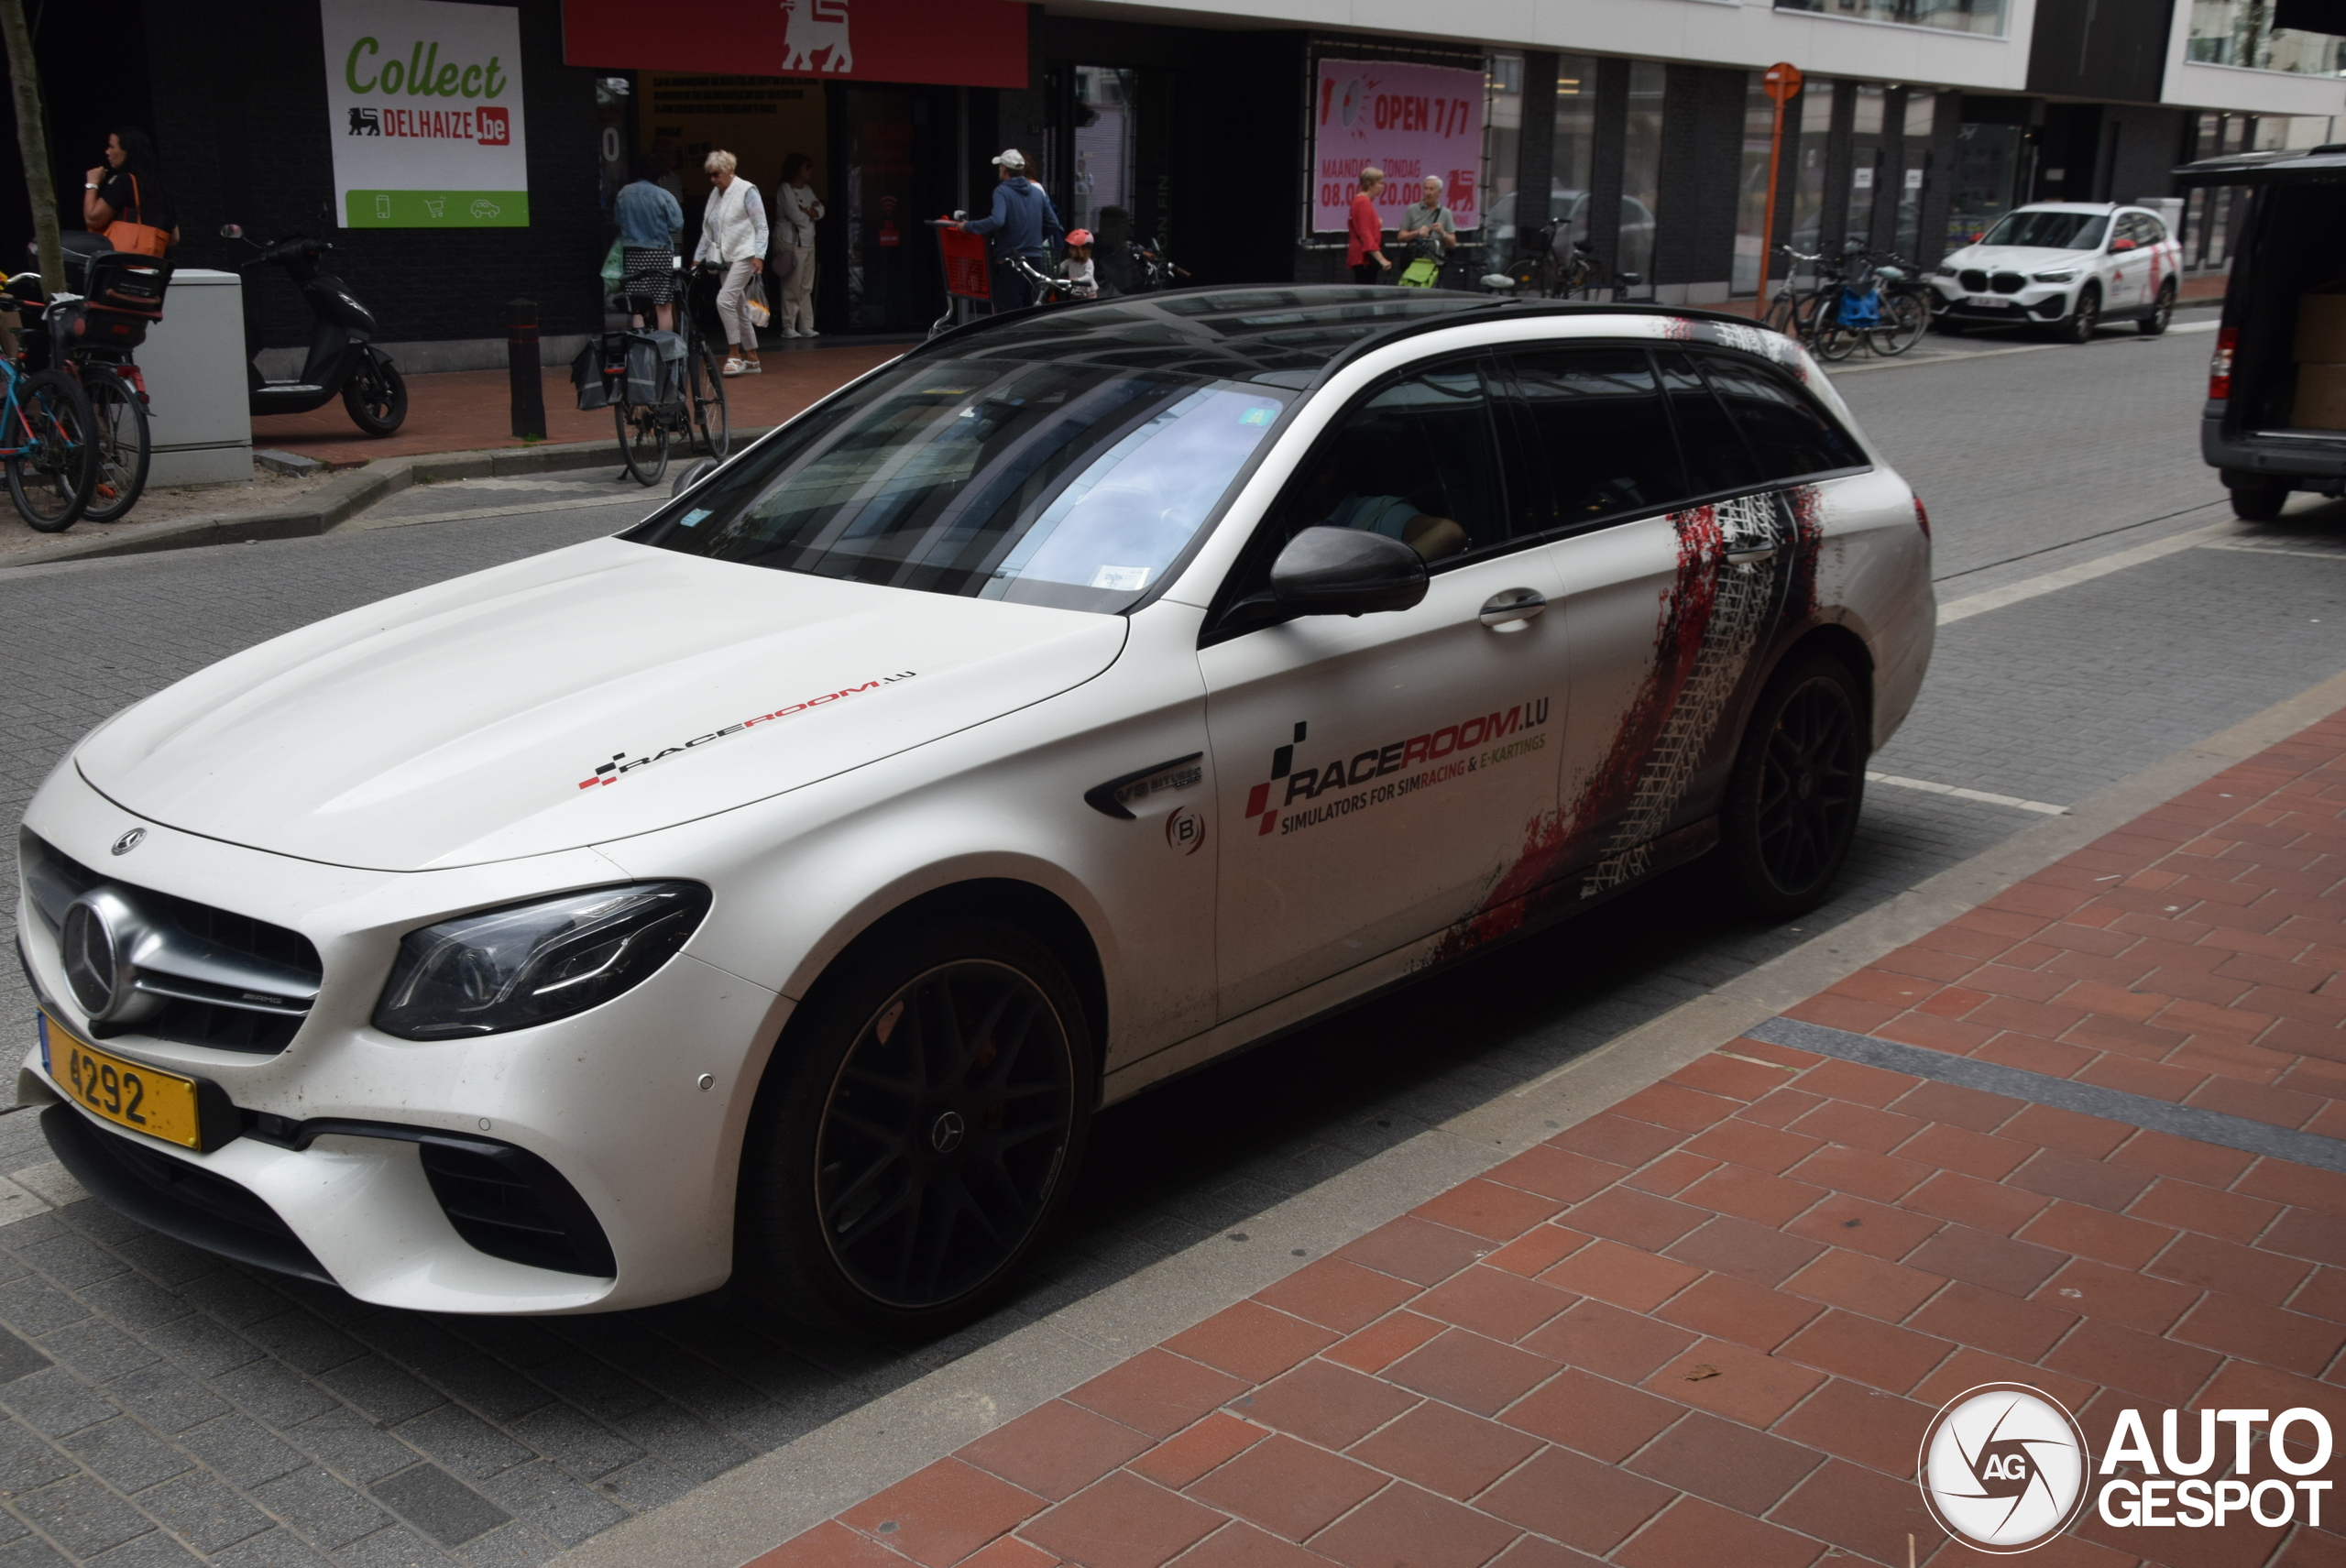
[2183,146,2346,521]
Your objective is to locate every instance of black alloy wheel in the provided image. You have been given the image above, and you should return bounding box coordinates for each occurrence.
[735,916,1091,1334]
[342,356,409,436]
[2064,284,2102,345]
[80,367,149,523]
[1718,653,1867,919]
[2139,280,2176,337]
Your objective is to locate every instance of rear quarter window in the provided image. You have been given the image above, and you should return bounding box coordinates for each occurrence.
[1696,356,1867,483]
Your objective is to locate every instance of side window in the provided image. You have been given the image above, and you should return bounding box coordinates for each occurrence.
[1216,362,1508,618]
[1697,356,1866,483]
[2136,214,2166,246]
[1502,347,1685,535]
[1655,351,1764,499]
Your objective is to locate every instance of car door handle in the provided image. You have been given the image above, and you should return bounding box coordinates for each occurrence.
[1478,588,1546,630]
[1726,545,1779,566]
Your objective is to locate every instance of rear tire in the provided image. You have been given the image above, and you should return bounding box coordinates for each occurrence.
[616,402,669,486]
[2230,478,2288,521]
[2138,280,2176,336]
[1716,652,1868,920]
[5,369,97,532]
[732,915,1092,1336]
[80,367,149,523]
[689,344,729,457]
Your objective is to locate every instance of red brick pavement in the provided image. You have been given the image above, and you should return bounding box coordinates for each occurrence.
[247,341,901,466]
[751,707,2346,1568]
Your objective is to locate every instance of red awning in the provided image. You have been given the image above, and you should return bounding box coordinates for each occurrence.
[562,0,1026,89]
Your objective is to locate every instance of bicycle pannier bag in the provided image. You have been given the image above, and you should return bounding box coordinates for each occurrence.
[574,334,629,411]
[623,329,685,408]
[103,175,170,259]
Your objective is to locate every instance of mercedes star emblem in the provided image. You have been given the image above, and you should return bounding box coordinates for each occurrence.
[111,828,144,856]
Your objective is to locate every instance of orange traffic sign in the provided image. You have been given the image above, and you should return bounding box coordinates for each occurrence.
[1762,61,1803,103]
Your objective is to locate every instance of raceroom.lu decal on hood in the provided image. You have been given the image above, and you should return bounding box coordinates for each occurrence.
[580,672,919,790]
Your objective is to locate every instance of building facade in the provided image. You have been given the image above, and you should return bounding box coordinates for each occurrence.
[3,0,2340,363]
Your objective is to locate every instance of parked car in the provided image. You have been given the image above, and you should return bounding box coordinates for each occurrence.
[1484,188,1658,275]
[17,288,1935,1333]
[1925,203,2182,341]
[2178,145,2346,520]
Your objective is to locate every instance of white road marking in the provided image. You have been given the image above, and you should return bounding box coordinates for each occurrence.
[1866,771,2067,815]
[2200,539,2346,561]
[1936,520,2237,624]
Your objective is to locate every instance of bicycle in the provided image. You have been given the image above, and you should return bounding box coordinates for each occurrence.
[1866,251,1934,356]
[607,259,729,487]
[1761,247,1827,337]
[0,298,98,530]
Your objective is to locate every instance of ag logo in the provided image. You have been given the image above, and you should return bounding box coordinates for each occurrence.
[1919,1383,2089,1552]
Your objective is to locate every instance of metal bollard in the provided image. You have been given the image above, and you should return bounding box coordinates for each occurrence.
[507,298,546,440]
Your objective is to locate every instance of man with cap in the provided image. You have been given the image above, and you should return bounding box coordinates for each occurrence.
[961,148,1064,312]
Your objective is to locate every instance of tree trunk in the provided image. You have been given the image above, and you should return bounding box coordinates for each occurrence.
[0,0,62,298]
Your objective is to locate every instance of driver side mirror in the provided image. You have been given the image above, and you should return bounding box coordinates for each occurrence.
[1268,526,1429,617]
[218,224,243,239]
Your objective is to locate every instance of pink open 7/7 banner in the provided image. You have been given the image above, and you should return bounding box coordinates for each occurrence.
[1311,58,1485,236]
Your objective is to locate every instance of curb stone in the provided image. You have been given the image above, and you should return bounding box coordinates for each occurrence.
[1,430,774,572]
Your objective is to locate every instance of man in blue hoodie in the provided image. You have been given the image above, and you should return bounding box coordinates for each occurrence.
[960,148,1063,312]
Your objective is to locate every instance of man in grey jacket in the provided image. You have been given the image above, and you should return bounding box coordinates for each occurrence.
[960,149,1063,312]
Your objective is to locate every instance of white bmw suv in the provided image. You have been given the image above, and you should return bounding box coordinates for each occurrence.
[1930,203,2183,341]
[16,290,1935,1333]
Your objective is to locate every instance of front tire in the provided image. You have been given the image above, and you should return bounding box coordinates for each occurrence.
[5,369,97,532]
[2139,280,2176,336]
[733,915,1093,1336]
[342,355,408,436]
[1717,653,1867,920]
[2064,284,2102,345]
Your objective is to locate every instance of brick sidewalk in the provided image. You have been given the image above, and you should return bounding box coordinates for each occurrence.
[249,341,901,466]
[755,708,2346,1568]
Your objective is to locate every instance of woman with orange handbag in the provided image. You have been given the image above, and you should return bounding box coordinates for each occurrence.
[82,127,179,257]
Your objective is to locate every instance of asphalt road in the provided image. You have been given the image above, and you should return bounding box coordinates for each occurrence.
[0,312,2334,1568]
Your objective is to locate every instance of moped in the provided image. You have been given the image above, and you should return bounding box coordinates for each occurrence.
[221,223,406,435]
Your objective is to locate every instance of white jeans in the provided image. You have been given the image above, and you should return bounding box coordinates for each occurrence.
[778,246,816,333]
[714,258,760,354]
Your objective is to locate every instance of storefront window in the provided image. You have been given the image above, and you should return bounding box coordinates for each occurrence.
[1790,79,1834,261]
[1485,50,1523,252]
[1846,84,1885,249]
[1946,121,2023,252]
[1773,0,2005,33]
[2188,0,2346,71]
[1069,67,1140,237]
[1734,73,1778,295]
[1895,90,1935,259]
[844,88,917,332]
[1549,54,1597,255]
[1620,60,1664,293]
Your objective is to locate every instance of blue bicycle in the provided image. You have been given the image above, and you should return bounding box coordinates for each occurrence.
[0,278,97,530]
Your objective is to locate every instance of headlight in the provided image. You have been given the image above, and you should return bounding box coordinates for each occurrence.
[373,883,711,1039]
[2032,270,2077,283]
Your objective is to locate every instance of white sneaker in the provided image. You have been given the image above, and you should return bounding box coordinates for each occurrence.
[779,328,800,338]
[801,327,820,337]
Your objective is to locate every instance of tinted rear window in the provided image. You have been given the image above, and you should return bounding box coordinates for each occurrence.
[1697,357,1865,484]
[1655,351,1764,499]
[1506,348,1684,533]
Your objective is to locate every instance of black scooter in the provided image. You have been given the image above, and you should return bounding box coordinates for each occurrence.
[220,223,406,436]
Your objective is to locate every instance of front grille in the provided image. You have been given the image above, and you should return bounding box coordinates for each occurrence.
[20,830,323,1054]
[1959,269,1988,292]
[417,1138,616,1277]
[1991,271,2026,294]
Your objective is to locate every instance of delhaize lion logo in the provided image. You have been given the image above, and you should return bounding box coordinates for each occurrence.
[1918,1383,2089,1552]
[779,0,853,72]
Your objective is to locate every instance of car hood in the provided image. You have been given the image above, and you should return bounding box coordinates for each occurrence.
[75,538,1129,872]
[1940,244,2097,274]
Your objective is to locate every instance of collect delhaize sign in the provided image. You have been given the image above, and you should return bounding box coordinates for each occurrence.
[1312,58,1485,236]
[560,0,1026,89]
[322,0,530,229]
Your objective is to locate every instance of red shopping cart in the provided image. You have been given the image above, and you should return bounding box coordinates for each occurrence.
[930,218,991,337]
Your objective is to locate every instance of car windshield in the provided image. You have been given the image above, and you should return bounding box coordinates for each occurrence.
[629,357,1295,614]
[1979,211,2110,250]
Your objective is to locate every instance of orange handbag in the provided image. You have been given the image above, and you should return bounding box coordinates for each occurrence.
[102,174,169,258]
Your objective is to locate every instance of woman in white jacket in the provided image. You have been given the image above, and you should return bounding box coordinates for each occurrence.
[773,152,824,338]
[694,149,770,376]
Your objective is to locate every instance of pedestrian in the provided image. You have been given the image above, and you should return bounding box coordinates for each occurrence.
[694,149,770,377]
[1398,175,1457,270]
[1063,229,1099,300]
[773,151,823,337]
[1093,204,1136,296]
[82,126,178,256]
[1347,167,1390,284]
[960,148,1063,313]
[615,153,685,334]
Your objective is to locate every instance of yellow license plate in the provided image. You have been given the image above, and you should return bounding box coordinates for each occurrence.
[39,1015,203,1150]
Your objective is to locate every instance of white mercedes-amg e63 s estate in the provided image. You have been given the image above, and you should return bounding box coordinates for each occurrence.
[16,289,1934,1333]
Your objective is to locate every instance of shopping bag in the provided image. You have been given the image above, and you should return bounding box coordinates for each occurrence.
[600,240,626,289]
[1398,258,1442,289]
[745,276,773,330]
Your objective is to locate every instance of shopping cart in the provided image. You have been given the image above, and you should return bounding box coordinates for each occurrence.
[929,218,992,338]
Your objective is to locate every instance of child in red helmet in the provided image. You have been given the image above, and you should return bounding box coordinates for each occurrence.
[1064,229,1100,300]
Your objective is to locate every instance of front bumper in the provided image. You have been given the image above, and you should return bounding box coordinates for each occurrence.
[20,762,785,1314]
[1928,278,2076,323]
